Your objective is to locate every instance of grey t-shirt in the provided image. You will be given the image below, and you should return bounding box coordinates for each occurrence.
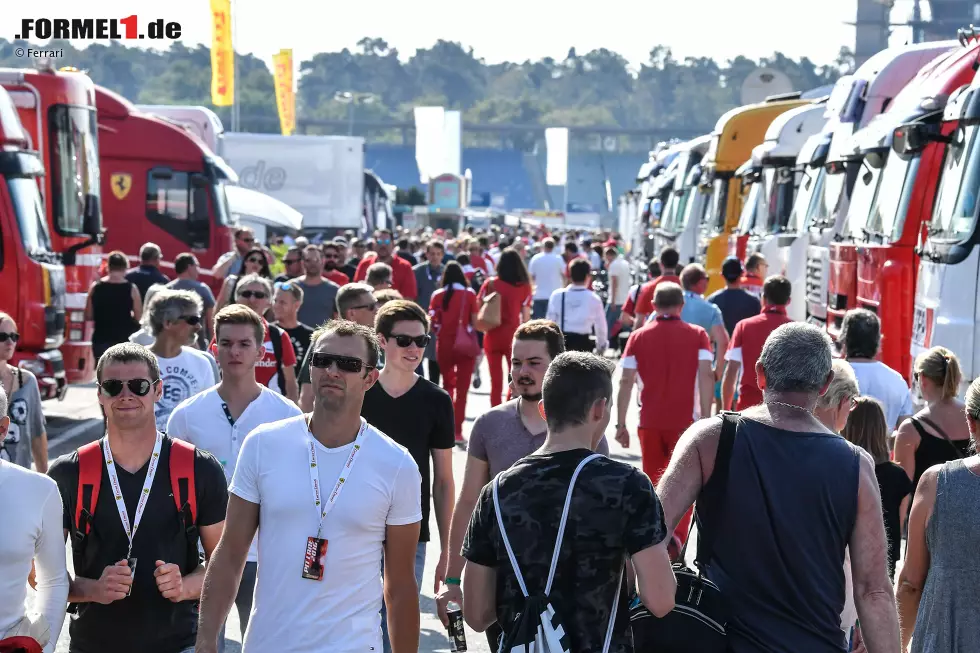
[468,398,610,478]
[296,278,341,330]
[2,370,45,469]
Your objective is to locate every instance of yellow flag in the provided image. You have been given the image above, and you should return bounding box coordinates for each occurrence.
[209,0,234,107]
[272,49,295,136]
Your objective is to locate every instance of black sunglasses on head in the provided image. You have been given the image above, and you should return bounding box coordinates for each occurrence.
[0,332,19,343]
[310,352,372,374]
[178,315,202,326]
[239,290,268,300]
[390,334,430,348]
[99,378,157,397]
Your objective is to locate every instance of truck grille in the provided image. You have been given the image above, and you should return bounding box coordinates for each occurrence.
[45,306,65,339]
[805,255,824,305]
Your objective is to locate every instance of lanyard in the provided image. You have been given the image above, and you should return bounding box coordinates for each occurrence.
[103,432,164,558]
[308,418,367,538]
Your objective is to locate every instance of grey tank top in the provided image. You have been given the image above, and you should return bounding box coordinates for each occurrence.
[911,459,980,653]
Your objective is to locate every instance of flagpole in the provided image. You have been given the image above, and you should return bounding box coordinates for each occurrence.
[231,0,239,132]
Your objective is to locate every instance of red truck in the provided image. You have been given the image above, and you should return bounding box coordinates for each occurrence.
[0,85,68,399]
[827,37,979,379]
[0,66,103,384]
[95,87,237,286]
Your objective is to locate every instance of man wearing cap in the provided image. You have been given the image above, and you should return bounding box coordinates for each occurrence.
[679,264,729,383]
[708,257,762,336]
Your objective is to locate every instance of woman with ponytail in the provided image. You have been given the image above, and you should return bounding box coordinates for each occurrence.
[895,347,972,496]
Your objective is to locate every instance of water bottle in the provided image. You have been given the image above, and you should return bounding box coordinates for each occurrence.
[447,600,467,651]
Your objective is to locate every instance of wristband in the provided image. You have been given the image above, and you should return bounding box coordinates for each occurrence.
[445,577,462,586]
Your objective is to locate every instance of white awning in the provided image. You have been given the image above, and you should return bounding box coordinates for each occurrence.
[225,185,303,231]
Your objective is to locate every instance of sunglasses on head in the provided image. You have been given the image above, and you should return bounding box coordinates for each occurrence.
[390,334,430,348]
[310,352,372,374]
[239,290,268,300]
[99,378,157,397]
[0,332,19,343]
[178,315,202,326]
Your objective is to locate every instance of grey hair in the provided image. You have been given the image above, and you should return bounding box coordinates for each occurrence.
[758,323,833,394]
[817,359,861,409]
[146,289,203,337]
[0,384,7,420]
[235,274,273,298]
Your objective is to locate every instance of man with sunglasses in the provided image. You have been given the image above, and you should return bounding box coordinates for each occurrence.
[296,245,341,331]
[48,343,228,653]
[361,300,455,653]
[354,229,418,301]
[146,290,218,432]
[197,320,422,653]
[214,227,256,281]
[321,242,350,286]
[274,246,304,284]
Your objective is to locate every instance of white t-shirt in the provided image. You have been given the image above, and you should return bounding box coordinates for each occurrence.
[528,251,566,300]
[166,386,302,562]
[0,460,68,653]
[849,361,915,429]
[229,416,422,653]
[155,347,218,432]
[606,257,631,305]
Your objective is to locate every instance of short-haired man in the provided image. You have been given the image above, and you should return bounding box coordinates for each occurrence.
[604,246,631,333]
[274,246,304,284]
[49,343,228,653]
[127,242,170,300]
[633,246,682,326]
[296,245,341,330]
[167,305,302,642]
[657,323,901,652]
[196,321,422,653]
[396,237,418,266]
[546,258,607,353]
[321,242,351,286]
[272,281,313,380]
[461,352,676,650]
[741,252,769,299]
[145,289,218,431]
[354,229,418,300]
[616,282,713,553]
[528,237,566,320]
[362,300,456,653]
[166,253,217,349]
[722,275,794,411]
[680,263,729,382]
[342,239,366,280]
[436,320,610,643]
[708,256,761,336]
[840,308,914,430]
[214,227,255,281]
[366,262,394,291]
[414,241,445,383]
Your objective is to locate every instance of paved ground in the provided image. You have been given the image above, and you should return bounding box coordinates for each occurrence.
[34,357,648,653]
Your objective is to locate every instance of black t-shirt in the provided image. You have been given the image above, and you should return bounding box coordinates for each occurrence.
[277,322,314,377]
[708,287,762,336]
[463,449,667,653]
[876,461,913,576]
[342,258,360,281]
[48,436,228,653]
[361,377,455,542]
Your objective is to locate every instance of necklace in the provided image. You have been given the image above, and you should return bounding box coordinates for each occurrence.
[765,400,813,414]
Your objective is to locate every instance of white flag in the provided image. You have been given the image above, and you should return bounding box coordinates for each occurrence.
[443,111,462,177]
[414,106,446,184]
[545,127,569,186]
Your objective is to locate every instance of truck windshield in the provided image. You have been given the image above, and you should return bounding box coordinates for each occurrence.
[786,166,821,233]
[49,105,100,235]
[763,167,797,234]
[930,125,980,242]
[864,152,920,243]
[8,176,53,254]
[213,182,232,226]
[809,168,847,229]
[708,178,729,233]
[846,163,883,240]
[736,181,762,235]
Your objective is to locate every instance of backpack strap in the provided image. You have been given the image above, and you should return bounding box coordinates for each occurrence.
[169,438,197,526]
[267,323,286,395]
[694,412,738,571]
[75,440,104,537]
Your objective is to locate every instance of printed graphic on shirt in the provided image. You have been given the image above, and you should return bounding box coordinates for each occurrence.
[156,361,213,431]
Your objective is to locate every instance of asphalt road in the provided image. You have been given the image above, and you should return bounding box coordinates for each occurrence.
[35,358,648,653]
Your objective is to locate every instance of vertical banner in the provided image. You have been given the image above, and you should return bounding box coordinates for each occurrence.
[442,110,462,177]
[272,48,295,136]
[209,0,234,107]
[414,106,445,184]
[545,127,569,186]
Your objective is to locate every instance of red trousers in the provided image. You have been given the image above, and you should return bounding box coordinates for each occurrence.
[485,346,511,407]
[638,426,693,547]
[438,346,476,438]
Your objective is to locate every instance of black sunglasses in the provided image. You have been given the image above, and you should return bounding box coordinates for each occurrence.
[178,315,202,326]
[310,352,372,374]
[239,290,268,300]
[350,302,378,311]
[390,334,430,348]
[99,378,157,397]
[283,258,301,265]
[0,332,19,343]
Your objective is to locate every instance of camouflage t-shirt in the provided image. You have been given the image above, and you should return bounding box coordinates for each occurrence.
[463,449,667,653]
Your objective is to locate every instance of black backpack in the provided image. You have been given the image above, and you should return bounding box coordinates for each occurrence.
[266,323,287,393]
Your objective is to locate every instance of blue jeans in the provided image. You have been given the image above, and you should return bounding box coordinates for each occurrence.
[381,541,427,653]
[606,304,622,334]
[532,299,549,320]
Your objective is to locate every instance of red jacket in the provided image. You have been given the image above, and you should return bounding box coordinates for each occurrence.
[353,253,417,299]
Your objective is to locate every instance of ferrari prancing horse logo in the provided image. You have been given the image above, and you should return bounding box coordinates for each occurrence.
[111,173,132,200]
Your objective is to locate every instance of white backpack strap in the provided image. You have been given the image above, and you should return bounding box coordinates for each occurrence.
[601,565,624,653]
[544,453,601,595]
[493,476,529,598]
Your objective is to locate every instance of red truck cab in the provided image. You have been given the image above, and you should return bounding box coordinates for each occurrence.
[0,66,103,384]
[0,86,68,399]
[95,87,237,287]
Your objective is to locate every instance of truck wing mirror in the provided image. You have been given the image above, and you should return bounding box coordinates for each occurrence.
[82,194,102,239]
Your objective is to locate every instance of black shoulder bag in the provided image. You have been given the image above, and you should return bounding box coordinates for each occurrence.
[629,412,737,653]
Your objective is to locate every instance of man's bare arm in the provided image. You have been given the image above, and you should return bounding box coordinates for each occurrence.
[462,560,497,632]
[709,324,729,381]
[721,360,740,413]
[698,360,713,418]
[632,541,676,617]
[656,418,719,533]
[384,521,422,653]
[431,447,456,592]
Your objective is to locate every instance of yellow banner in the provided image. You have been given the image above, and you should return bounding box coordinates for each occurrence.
[272,49,295,136]
[209,0,234,107]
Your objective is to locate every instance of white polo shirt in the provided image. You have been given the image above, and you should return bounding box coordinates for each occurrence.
[229,416,422,653]
[166,386,302,562]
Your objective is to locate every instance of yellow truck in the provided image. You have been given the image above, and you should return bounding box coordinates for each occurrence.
[699,93,810,293]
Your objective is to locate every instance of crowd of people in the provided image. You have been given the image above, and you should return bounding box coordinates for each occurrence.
[2,223,980,653]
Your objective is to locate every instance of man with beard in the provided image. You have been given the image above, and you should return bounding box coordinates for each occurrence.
[435,320,609,643]
[321,242,350,286]
[296,246,341,330]
[354,229,418,300]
